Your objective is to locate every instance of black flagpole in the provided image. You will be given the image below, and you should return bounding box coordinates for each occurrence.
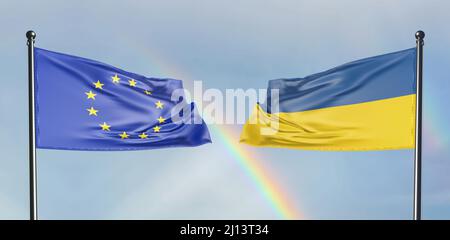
[26,30,38,220]
[414,30,424,220]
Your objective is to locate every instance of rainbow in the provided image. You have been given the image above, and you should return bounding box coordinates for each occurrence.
[423,83,450,154]
[212,125,300,219]
[113,37,302,219]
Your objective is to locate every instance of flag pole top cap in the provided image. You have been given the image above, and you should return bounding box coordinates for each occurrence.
[415,31,425,40]
[26,31,36,40]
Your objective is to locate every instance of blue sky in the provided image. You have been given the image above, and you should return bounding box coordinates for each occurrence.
[0,0,449,219]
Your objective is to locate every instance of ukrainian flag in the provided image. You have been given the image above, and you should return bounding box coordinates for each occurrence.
[240,48,417,150]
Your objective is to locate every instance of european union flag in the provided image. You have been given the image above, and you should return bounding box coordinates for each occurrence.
[35,48,211,150]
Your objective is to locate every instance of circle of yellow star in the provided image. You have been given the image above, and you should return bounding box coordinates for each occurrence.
[85,90,97,100]
[155,101,164,109]
[153,126,161,133]
[99,122,110,131]
[93,80,104,89]
[111,74,120,84]
[128,79,137,87]
[144,90,152,95]
[86,107,99,116]
[138,132,148,139]
[157,116,166,123]
[119,131,129,139]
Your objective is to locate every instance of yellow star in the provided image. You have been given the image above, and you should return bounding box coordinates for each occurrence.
[93,80,104,89]
[157,116,166,123]
[153,126,161,133]
[144,90,152,95]
[128,79,137,87]
[119,131,129,139]
[111,74,120,84]
[99,122,110,131]
[138,132,148,139]
[85,90,97,100]
[86,107,99,116]
[155,101,164,109]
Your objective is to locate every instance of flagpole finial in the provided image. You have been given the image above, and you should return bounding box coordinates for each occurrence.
[26,30,36,40]
[415,31,425,40]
